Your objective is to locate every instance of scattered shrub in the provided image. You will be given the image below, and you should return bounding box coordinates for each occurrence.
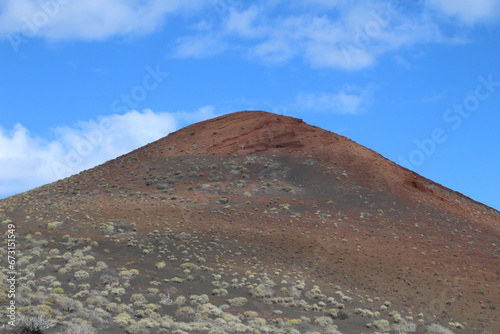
[118,269,139,280]
[48,249,61,257]
[190,294,209,305]
[212,288,228,297]
[227,297,248,307]
[393,320,417,333]
[174,296,186,305]
[217,197,229,204]
[125,323,150,334]
[171,277,184,283]
[326,308,339,319]
[70,308,111,330]
[14,315,56,334]
[113,313,132,327]
[208,330,227,334]
[95,261,108,270]
[315,316,334,327]
[48,221,63,229]
[57,296,83,313]
[110,287,126,296]
[74,270,90,280]
[426,324,456,334]
[369,319,391,331]
[86,295,109,308]
[155,261,166,269]
[130,294,147,304]
[57,321,96,334]
[176,306,196,318]
[100,274,119,286]
[240,311,257,320]
[52,287,64,294]
[175,232,191,240]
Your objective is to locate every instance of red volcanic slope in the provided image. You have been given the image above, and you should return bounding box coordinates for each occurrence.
[127,110,498,226]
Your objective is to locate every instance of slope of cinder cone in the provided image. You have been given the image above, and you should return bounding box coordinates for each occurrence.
[1,110,498,333]
[131,110,498,225]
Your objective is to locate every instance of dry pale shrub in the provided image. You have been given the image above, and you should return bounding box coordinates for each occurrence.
[125,322,150,334]
[69,308,111,330]
[86,294,109,308]
[227,297,248,307]
[208,330,228,334]
[14,315,56,334]
[174,296,186,305]
[99,273,119,286]
[426,324,456,334]
[155,261,166,269]
[57,296,83,313]
[57,321,96,334]
[369,319,391,331]
[110,287,126,296]
[315,316,334,327]
[95,261,108,270]
[113,313,132,327]
[176,306,196,318]
[189,294,209,305]
[74,270,90,280]
[48,221,62,229]
[130,293,147,305]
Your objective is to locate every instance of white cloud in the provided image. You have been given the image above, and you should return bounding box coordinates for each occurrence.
[224,6,263,38]
[174,1,453,71]
[0,124,64,196]
[426,0,500,25]
[0,0,204,40]
[0,107,216,198]
[2,0,496,70]
[293,85,374,115]
[174,33,228,58]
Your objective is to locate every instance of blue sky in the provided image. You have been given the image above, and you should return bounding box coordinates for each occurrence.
[1,0,499,210]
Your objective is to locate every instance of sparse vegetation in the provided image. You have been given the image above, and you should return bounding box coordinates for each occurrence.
[426,324,456,334]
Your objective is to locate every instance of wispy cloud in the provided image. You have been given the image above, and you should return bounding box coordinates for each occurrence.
[426,0,500,25]
[224,6,265,38]
[292,85,375,115]
[2,1,495,69]
[174,33,228,58]
[173,1,458,71]
[0,0,204,41]
[0,107,216,198]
